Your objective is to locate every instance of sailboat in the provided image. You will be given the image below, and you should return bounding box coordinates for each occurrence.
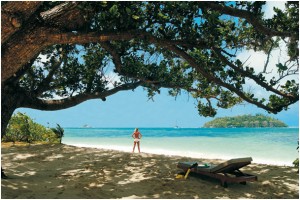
[83,124,91,128]
[174,121,180,128]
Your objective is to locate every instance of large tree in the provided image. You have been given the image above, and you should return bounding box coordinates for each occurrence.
[1,1,299,138]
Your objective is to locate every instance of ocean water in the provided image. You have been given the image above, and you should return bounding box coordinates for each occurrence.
[62,127,299,166]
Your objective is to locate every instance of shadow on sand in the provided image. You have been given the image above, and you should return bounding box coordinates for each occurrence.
[1,143,299,199]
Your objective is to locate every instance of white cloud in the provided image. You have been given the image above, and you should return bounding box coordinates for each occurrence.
[104,71,122,89]
[237,40,293,79]
[263,1,286,19]
[38,54,49,62]
[234,1,299,100]
[237,41,298,99]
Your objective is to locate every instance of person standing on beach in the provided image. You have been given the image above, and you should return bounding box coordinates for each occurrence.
[132,128,142,153]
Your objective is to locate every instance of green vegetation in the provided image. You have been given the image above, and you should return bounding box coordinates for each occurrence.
[293,158,299,172]
[203,114,288,128]
[51,124,65,144]
[2,112,62,144]
[293,142,299,172]
[2,2,299,140]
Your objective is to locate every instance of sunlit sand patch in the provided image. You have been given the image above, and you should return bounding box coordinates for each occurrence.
[15,170,37,176]
[103,169,112,175]
[121,195,148,199]
[258,168,270,173]
[5,184,19,190]
[60,168,93,177]
[88,182,104,188]
[262,180,271,186]
[283,182,299,192]
[43,154,64,161]
[13,153,36,160]
[244,193,255,198]
[117,170,151,185]
[274,192,285,197]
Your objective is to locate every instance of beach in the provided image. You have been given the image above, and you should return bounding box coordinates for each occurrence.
[63,128,299,166]
[1,143,299,199]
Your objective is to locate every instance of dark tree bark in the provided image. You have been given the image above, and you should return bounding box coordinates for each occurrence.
[1,1,42,44]
[1,84,23,138]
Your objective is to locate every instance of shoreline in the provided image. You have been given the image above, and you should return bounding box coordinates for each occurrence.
[62,127,298,168]
[63,142,296,167]
[1,143,299,199]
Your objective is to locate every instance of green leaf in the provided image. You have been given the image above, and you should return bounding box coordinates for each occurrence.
[109,5,118,15]
[276,63,288,71]
[126,7,131,13]
[132,15,140,20]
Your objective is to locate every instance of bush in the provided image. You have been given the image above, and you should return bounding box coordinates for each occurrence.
[293,158,299,168]
[294,141,299,173]
[51,124,64,144]
[2,112,60,143]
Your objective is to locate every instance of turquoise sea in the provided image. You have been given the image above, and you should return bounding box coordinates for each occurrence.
[62,127,299,166]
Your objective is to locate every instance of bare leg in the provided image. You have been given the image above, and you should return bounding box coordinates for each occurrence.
[132,142,136,153]
[137,142,140,153]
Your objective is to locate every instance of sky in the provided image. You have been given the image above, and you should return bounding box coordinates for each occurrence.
[16,87,299,128]
[14,1,299,128]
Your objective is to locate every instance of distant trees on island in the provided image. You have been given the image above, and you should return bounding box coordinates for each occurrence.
[203,114,288,128]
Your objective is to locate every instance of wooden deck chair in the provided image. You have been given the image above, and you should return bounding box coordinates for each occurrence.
[177,157,257,187]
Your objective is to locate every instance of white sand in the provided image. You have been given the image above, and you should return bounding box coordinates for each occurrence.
[1,143,299,199]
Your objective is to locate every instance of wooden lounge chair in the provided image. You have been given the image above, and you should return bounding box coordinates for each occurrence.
[177,157,257,187]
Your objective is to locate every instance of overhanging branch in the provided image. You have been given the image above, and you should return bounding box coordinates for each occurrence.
[165,45,292,114]
[198,2,297,39]
[21,81,142,111]
[34,53,66,96]
[212,47,295,99]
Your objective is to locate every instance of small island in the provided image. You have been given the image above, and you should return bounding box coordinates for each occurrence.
[203,114,288,128]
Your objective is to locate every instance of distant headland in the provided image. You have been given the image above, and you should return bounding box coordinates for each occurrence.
[203,114,288,128]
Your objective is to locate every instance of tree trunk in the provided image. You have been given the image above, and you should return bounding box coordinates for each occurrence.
[1,83,21,179]
[1,83,30,178]
[1,27,49,83]
[1,1,42,44]
[1,84,22,138]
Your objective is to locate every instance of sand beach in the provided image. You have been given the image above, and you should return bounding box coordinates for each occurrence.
[1,143,299,199]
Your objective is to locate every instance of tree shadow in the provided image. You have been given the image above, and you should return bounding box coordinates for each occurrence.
[1,144,299,199]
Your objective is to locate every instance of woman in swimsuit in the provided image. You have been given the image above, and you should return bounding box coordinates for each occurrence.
[132,128,142,153]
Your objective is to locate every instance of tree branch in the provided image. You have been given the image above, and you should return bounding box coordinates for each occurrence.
[1,27,207,83]
[165,45,291,113]
[21,81,142,111]
[40,2,78,22]
[34,54,65,96]
[39,2,86,31]
[198,2,297,39]
[1,1,42,44]
[4,53,40,86]
[212,47,295,99]
[263,41,275,73]
[101,42,123,73]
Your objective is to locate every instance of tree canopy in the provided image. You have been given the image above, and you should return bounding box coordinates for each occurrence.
[1,1,299,136]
